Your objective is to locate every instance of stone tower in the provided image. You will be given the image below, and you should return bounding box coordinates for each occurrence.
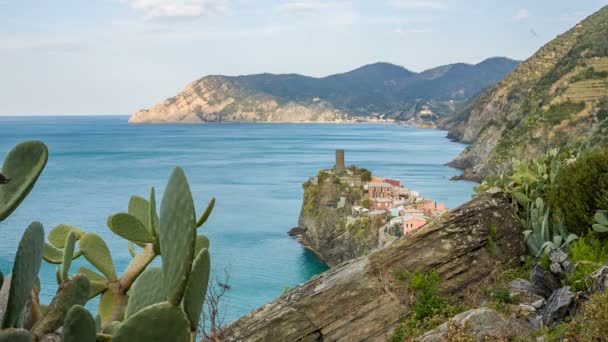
[335,149,345,172]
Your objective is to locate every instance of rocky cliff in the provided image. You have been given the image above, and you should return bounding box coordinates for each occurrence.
[442,5,608,181]
[129,76,346,123]
[130,58,519,124]
[290,168,382,267]
[224,191,526,341]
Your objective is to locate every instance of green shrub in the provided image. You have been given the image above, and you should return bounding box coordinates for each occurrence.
[549,148,608,236]
[409,271,448,321]
[359,168,372,182]
[566,235,608,291]
[570,67,608,82]
[543,101,585,125]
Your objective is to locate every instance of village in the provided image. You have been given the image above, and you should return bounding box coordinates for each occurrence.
[332,149,448,248]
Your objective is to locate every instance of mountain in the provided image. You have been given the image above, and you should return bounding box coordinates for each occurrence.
[443,5,608,181]
[129,58,519,123]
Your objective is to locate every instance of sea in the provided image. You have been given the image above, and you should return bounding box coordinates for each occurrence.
[0,115,475,323]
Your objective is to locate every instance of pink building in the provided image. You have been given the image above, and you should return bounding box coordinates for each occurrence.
[368,182,394,199]
[403,217,427,235]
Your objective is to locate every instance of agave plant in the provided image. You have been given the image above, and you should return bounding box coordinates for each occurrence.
[592,210,608,233]
[523,198,578,256]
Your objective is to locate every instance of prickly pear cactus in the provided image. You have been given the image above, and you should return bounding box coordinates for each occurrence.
[0,328,32,342]
[593,210,608,233]
[2,222,44,329]
[160,167,197,306]
[112,302,191,342]
[62,305,96,342]
[0,140,48,221]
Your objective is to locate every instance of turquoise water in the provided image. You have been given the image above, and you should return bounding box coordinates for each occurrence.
[0,116,475,322]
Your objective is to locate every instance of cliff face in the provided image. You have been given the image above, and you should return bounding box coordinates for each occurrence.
[293,169,382,267]
[224,191,526,341]
[129,58,518,124]
[442,5,608,181]
[129,76,345,123]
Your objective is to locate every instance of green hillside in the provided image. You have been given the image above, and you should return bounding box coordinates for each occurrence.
[444,5,608,181]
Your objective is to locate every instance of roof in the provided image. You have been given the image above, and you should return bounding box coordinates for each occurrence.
[368,182,394,188]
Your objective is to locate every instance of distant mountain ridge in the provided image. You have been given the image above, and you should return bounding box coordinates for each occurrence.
[442,5,608,181]
[129,57,519,123]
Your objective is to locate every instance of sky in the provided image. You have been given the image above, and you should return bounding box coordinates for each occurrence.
[0,0,606,115]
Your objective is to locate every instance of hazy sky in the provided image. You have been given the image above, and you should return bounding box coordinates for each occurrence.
[0,0,605,115]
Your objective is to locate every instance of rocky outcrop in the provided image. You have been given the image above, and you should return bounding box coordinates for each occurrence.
[223,191,526,341]
[292,170,382,267]
[416,307,533,341]
[129,76,345,123]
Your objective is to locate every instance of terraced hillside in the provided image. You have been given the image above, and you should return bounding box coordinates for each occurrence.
[443,5,608,181]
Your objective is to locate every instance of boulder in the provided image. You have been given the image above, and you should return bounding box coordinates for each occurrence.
[548,249,574,278]
[542,287,576,326]
[530,265,561,298]
[223,192,526,341]
[416,307,533,342]
[509,278,545,299]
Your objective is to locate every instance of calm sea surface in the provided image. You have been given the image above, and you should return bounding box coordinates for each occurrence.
[0,116,475,322]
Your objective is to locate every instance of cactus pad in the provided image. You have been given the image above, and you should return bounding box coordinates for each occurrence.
[128,196,149,227]
[160,167,196,305]
[196,197,215,228]
[149,187,159,237]
[75,267,108,299]
[3,222,44,328]
[79,233,117,281]
[63,305,96,342]
[42,243,82,264]
[48,224,84,249]
[183,248,210,331]
[0,328,32,342]
[107,213,154,243]
[124,267,165,319]
[111,302,190,342]
[0,140,48,221]
[195,234,210,255]
[61,232,77,281]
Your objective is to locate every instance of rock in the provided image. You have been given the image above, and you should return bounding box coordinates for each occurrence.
[297,171,385,266]
[528,315,543,330]
[550,262,565,278]
[549,249,568,264]
[509,278,545,298]
[416,307,534,342]
[542,287,576,326]
[548,249,574,278]
[531,299,545,309]
[591,265,608,293]
[562,260,575,275]
[530,265,561,298]
[518,304,536,313]
[223,192,526,341]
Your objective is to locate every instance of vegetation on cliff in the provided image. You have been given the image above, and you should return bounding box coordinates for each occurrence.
[297,167,381,265]
[445,5,608,181]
